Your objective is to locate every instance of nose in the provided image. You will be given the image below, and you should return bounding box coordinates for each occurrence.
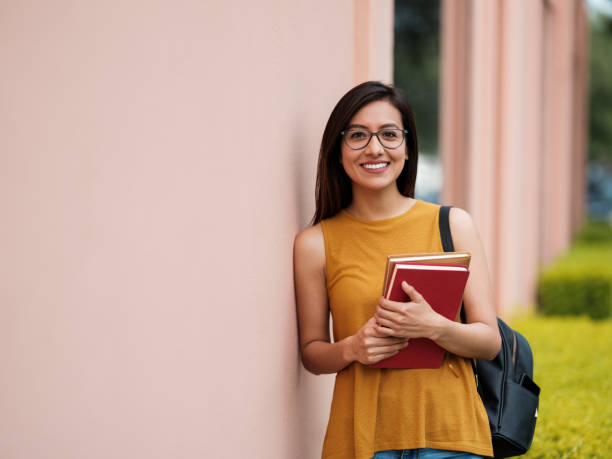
[365,133,385,155]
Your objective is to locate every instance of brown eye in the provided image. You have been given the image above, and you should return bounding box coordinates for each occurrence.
[349,130,367,139]
[381,130,399,139]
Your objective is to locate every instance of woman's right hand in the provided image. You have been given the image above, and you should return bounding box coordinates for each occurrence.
[345,317,409,365]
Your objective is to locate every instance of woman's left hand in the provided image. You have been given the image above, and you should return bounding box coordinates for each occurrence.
[374,281,443,340]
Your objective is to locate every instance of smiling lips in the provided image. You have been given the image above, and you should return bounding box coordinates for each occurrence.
[361,161,390,172]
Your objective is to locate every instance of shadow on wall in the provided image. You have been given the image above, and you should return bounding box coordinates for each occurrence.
[289,105,336,457]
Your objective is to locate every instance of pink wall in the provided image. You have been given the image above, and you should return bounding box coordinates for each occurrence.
[440,0,588,316]
[0,1,397,457]
[353,0,394,85]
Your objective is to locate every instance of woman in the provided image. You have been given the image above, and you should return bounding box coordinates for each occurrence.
[293,81,501,459]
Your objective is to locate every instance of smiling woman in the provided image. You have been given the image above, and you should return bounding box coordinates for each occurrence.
[310,82,418,224]
[294,81,500,459]
[338,101,409,204]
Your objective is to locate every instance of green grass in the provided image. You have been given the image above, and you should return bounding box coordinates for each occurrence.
[509,315,612,458]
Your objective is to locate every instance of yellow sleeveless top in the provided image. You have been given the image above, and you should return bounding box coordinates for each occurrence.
[319,200,493,459]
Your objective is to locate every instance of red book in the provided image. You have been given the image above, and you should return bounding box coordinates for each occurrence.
[370,263,469,369]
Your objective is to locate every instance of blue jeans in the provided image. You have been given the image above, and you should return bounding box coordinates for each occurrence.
[371,448,482,459]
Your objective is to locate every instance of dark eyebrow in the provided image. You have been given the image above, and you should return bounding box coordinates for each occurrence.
[345,123,403,130]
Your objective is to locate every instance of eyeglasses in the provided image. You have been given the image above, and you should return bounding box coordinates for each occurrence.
[340,128,408,150]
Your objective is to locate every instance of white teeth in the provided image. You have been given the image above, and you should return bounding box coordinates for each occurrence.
[362,162,389,170]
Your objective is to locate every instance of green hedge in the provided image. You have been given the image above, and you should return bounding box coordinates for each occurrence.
[538,270,611,319]
[537,221,612,319]
[575,219,612,244]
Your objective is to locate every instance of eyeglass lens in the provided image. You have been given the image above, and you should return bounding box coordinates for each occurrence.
[344,129,405,149]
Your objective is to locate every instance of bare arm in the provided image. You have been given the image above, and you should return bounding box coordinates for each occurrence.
[374,208,501,360]
[294,225,408,375]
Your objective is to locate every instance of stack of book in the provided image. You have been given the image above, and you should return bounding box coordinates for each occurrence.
[371,251,471,369]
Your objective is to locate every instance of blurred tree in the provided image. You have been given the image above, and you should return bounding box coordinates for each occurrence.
[589,13,612,165]
[394,0,440,156]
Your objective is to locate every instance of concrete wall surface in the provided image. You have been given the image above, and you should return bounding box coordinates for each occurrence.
[0,1,390,457]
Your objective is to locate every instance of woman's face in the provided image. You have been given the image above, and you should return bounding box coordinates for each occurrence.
[340,99,407,194]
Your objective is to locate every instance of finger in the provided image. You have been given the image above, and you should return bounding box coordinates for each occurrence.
[376,322,419,339]
[369,336,407,346]
[371,353,398,364]
[374,325,396,337]
[401,281,425,302]
[365,316,378,326]
[375,305,399,322]
[362,317,381,336]
[372,342,408,356]
[378,296,404,313]
[375,316,398,330]
[370,343,410,362]
[362,317,378,331]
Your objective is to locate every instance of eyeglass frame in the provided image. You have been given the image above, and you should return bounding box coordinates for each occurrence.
[340,127,409,150]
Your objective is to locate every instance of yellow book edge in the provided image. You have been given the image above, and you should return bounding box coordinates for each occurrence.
[382,251,471,296]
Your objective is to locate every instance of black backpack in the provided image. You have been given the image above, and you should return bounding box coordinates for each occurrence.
[439,206,540,458]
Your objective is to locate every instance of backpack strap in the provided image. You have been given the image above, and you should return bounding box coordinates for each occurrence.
[439,205,477,378]
[438,205,467,324]
[438,206,478,374]
[439,205,455,252]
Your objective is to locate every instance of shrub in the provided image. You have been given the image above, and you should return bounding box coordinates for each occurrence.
[575,220,612,244]
[537,220,612,319]
[538,269,611,319]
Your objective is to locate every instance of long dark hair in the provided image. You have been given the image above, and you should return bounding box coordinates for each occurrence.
[311,81,419,224]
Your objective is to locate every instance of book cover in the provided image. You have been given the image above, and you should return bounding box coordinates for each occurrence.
[371,263,469,369]
[382,251,471,295]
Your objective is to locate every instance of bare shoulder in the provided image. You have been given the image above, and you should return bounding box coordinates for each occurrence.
[293,223,325,270]
[448,207,475,230]
[448,207,480,250]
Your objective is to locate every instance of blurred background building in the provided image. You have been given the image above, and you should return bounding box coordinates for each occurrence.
[1,0,607,458]
[396,0,590,316]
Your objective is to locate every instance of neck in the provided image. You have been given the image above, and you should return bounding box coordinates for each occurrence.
[346,186,415,221]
